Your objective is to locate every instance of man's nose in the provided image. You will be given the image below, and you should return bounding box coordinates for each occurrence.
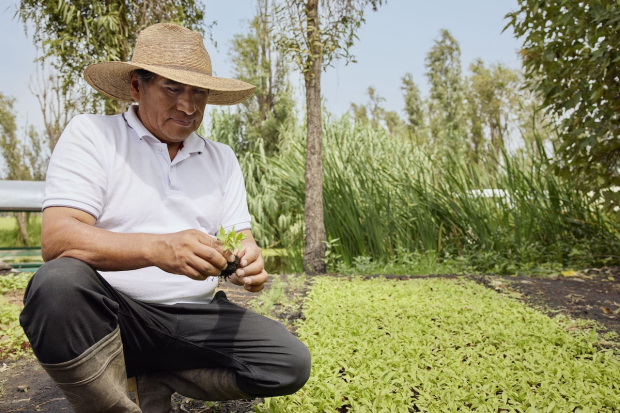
[177,90,196,115]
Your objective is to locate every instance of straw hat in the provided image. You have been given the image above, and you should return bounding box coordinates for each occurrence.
[83,23,255,105]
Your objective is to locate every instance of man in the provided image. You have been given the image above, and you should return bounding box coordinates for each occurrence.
[19,23,311,413]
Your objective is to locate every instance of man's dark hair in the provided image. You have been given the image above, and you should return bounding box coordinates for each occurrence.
[134,69,156,85]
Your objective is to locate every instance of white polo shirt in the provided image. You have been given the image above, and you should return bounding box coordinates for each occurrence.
[43,106,252,304]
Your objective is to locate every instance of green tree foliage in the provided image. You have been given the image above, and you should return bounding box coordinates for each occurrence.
[272,0,384,274]
[228,0,296,155]
[465,59,520,163]
[425,29,465,157]
[16,0,206,114]
[30,68,83,153]
[350,87,404,135]
[0,93,47,244]
[0,93,46,181]
[507,0,620,213]
[401,73,424,137]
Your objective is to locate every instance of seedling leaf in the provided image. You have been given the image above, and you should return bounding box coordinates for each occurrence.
[215,225,247,254]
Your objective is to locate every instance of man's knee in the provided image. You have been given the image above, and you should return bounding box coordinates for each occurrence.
[20,257,111,333]
[279,337,311,395]
[20,258,120,364]
[24,257,97,306]
[260,333,311,397]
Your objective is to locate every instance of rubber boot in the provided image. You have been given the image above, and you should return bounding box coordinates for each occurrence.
[132,368,251,413]
[40,326,141,413]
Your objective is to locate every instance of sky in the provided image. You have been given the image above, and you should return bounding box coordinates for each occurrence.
[0,0,523,133]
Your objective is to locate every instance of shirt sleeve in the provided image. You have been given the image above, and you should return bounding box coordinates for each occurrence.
[220,147,252,233]
[42,115,109,219]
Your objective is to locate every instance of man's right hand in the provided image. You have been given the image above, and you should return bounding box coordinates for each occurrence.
[150,230,229,280]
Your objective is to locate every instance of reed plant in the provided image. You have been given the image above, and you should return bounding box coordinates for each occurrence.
[213,111,619,275]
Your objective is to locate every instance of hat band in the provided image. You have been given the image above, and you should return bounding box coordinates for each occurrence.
[134,63,213,77]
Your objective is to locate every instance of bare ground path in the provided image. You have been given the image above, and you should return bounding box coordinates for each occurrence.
[1,269,620,412]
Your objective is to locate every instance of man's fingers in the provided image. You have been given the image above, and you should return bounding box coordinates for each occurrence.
[239,248,260,268]
[193,243,228,271]
[244,283,265,293]
[242,270,268,292]
[241,269,268,288]
[197,232,225,254]
[181,265,210,281]
[227,272,244,286]
[186,255,222,278]
[236,245,245,258]
[236,257,264,277]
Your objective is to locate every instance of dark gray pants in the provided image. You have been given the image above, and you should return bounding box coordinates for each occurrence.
[19,258,311,397]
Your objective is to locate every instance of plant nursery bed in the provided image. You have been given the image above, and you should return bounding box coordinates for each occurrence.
[1,272,620,412]
[257,276,620,412]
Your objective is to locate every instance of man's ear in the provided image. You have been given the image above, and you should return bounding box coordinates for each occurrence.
[129,72,141,102]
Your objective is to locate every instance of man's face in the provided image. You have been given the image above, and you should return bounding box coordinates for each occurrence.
[129,73,208,144]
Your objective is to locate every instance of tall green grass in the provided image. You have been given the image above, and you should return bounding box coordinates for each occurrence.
[211,111,620,275]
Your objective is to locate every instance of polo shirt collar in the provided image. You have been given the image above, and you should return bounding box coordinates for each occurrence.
[123,105,206,154]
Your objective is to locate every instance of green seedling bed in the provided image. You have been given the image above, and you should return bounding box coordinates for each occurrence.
[258,277,620,413]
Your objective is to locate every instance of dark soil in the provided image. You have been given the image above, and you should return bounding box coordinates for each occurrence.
[218,256,239,280]
[471,267,620,337]
[2,269,620,412]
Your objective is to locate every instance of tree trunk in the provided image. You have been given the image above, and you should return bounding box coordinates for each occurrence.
[303,0,326,274]
[259,0,269,121]
[15,212,29,245]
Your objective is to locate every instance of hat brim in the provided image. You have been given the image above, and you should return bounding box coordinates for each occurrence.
[84,61,256,106]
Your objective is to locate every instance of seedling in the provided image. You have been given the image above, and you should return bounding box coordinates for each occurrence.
[215,226,247,278]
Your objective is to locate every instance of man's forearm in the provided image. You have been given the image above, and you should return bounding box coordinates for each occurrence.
[42,208,159,271]
[42,207,227,279]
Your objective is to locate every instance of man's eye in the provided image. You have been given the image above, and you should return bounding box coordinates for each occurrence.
[167,87,180,92]
[194,90,207,96]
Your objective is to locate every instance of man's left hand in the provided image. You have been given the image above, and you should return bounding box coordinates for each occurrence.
[228,230,268,292]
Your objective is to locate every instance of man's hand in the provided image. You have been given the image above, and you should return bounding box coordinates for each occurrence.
[227,230,268,292]
[151,230,228,280]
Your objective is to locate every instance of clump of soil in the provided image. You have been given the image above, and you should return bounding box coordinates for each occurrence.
[219,256,240,279]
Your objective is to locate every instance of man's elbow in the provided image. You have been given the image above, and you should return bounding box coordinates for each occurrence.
[41,225,72,262]
[41,237,62,262]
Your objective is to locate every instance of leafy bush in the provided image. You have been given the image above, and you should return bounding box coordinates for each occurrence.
[256,277,620,412]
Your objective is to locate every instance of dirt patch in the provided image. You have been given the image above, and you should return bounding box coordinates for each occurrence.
[471,267,620,337]
[2,290,25,307]
[0,275,309,413]
[0,358,70,412]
